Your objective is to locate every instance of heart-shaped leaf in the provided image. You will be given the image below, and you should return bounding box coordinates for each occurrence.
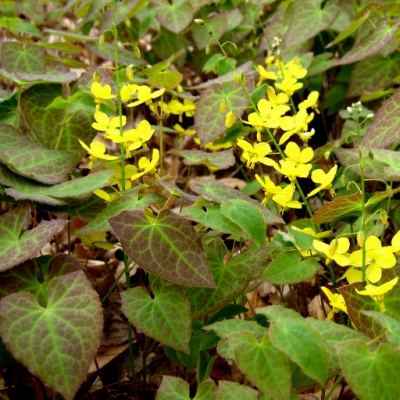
[169,149,235,171]
[152,0,193,34]
[228,332,291,400]
[1,42,45,73]
[184,241,267,319]
[20,84,95,163]
[0,204,67,272]
[218,381,258,400]
[0,271,103,400]
[122,279,191,352]
[156,376,190,400]
[337,340,400,400]
[259,306,329,384]
[109,209,215,287]
[262,251,322,284]
[0,122,77,185]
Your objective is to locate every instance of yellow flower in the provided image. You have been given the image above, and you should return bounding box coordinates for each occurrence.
[308,164,337,198]
[272,185,302,213]
[284,141,314,165]
[275,77,303,96]
[130,148,160,181]
[299,91,320,114]
[279,109,314,144]
[281,59,307,80]
[108,163,137,190]
[298,128,315,145]
[255,65,277,86]
[313,238,351,266]
[78,140,118,169]
[237,140,277,169]
[173,123,196,137]
[321,287,348,320]
[225,111,236,128]
[388,231,400,254]
[349,236,396,283]
[266,86,289,107]
[90,82,116,103]
[93,189,121,204]
[127,86,165,108]
[92,111,127,136]
[165,99,197,122]
[291,226,331,239]
[342,266,363,284]
[274,159,312,182]
[356,277,398,312]
[120,83,139,102]
[255,174,282,205]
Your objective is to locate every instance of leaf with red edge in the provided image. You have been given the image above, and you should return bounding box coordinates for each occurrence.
[0,42,45,73]
[122,279,191,352]
[362,88,400,149]
[168,149,235,171]
[0,271,103,400]
[0,204,67,272]
[337,19,400,65]
[109,209,215,288]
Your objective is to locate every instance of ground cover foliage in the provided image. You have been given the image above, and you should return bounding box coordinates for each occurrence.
[0,0,400,399]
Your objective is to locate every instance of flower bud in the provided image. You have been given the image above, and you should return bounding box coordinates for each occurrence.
[99,34,105,46]
[340,174,347,187]
[125,17,131,28]
[368,150,374,160]
[366,113,374,119]
[126,65,134,81]
[213,63,218,74]
[347,107,353,115]
[133,46,141,58]
[225,111,236,128]
[357,231,365,247]
[220,100,227,113]
[233,71,240,83]
[380,210,388,225]
[240,72,246,84]
[346,182,353,191]
[328,239,338,256]
[194,19,205,25]
[205,44,210,55]
[324,151,330,161]
[93,70,100,83]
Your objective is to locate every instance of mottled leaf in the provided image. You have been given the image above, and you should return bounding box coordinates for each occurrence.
[20,84,95,162]
[147,70,183,89]
[259,306,328,384]
[194,380,218,400]
[347,52,400,98]
[0,121,77,185]
[156,376,190,400]
[169,149,235,171]
[284,0,341,46]
[337,19,400,65]
[109,209,215,287]
[0,204,67,272]
[191,179,284,226]
[221,199,266,247]
[229,332,291,400]
[152,0,193,34]
[195,81,253,146]
[184,241,267,319]
[262,251,322,284]
[337,341,400,400]
[0,271,103,400]
[192,13,227,50]
[217,381,258,400]
[86,42,146,66]
[362,88,400,148]
[78,189,165,234]
[307,53,337,77]
[122,280,191,352]
[0,42,45,73]
[0,165,115,206]
[364,311,400,347]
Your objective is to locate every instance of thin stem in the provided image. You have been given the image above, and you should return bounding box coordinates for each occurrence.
[324,373,344,400]
[159,116,164,176]
[67,215,71,255]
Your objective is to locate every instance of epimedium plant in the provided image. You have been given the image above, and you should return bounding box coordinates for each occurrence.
[0,0,400,399]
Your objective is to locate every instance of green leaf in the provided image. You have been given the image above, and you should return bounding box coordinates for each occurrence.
[259,306,329,384]
[0,165,115,206]
[0,42,45,73]
[337,340,400,400]
[168,149,235,171]
[362,88,400,149]
[0,254,81,306]
[312,192,362,224]
[0,271,103,400]
[217,381,258,400]
[364,311,400,347]
[152,0,193,34]
[43,28,99,42]
[194,380,218,400]
[192,13,227,50]
[204,319,267,340]
[78,189,165,234]
[181,204,245,237]
[284,0,341,46]
[191,179,284,226]
[156,376,190,400]
[184,241,267,319]
[337,19,400,65]
[261,251,322,285]
[347,52,400,98]
[229,332,291,400]
[0,121,77,185]
[221,199,266,247]
[195,81,252,146]
[109,209,215,288]
[20,84,95,163]
[86,42,146,66]
[14,71,77,83]
[0,204,67,272]
[38,42,84,53]
[122,279,191,352]
[307,318,370,371]
[307,53,337,77]
[326,10,371,48]
[196,352,217,383]
[147,70,183,89]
